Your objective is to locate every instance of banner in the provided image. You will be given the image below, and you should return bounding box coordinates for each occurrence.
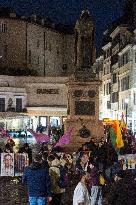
[118,154,136,170]
[14,153,29,176]
[54,128,73,147]
[1,153,14,176]
[0,153,29,176]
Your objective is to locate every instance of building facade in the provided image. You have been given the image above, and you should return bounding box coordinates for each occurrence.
[0,8,74,77]
[0,7,75,131]
[0,75,68,131]
[97,24,136,132]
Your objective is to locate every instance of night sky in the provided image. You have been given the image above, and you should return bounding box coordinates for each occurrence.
[0,0,126,49]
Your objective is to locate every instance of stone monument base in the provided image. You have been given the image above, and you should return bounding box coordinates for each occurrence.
[64,118,104,152]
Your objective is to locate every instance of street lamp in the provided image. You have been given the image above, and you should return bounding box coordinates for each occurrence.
[125,98,129,124]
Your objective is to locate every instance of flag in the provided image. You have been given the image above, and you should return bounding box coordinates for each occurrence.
[116,120,124,149]
[109,126,116,148]
[120,113,127,133]
[28,129,50,143]
[54,128,73,147]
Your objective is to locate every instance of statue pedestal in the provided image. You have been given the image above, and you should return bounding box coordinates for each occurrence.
[64,117,104,151]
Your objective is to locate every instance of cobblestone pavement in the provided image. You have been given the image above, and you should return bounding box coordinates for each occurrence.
[0,176,77,205]
[0,177,108,205]
[0,177,28,205]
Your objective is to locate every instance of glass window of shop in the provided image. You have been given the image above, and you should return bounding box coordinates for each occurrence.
[39,116,47,127]
[0,98,5,112]
[50,117,60,127]
[16,98,22,112]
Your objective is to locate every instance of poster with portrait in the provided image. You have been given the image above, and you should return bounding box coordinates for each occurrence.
[118,154,136,170]
[14,153,29,176]
[1,153,14,176]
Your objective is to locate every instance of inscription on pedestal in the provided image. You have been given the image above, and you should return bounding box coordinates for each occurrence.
[75,101,95,115]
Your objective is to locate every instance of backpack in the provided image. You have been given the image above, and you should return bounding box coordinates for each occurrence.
[58,165,68,188]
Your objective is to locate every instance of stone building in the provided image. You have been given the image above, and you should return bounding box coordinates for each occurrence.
[0,7,75,130]
[0,7,74,77]
[96,22,136,132]
[0,75,68,130]
[0,7,103,146]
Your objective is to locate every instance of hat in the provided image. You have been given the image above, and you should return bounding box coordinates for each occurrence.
[116,170,126,179]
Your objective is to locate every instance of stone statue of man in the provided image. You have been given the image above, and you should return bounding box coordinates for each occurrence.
[74,10,94,68]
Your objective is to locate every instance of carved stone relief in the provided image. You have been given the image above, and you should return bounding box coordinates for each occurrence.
[75,101,95,115]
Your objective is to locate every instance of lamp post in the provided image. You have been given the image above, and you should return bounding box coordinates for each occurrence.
[125,98,129,124]
[25,125,27,143]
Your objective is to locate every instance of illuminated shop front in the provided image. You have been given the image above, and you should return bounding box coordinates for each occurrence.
[27,106,67,131]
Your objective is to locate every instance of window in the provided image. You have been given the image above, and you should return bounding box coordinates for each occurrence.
[134,92,136,105]
[135,52,136,63]
[107,101,111,109]
[103,66,106,75]
[16,98,22,112]
[37,40,40,48]
[104,48,111,59]
[37,56,40,65]
[45,41,47,50]
[0,22,7,33]
[122,99,124,109]
[112,73,117,84]
[121,76,129,91]
[106,82,111,95]
[119,51,130,67]
[0,98,5,112]
[107,48,111,58]
[28,50,31,64]
[111,92,118,103]
[0,45,7,59]
[104,84,105,96]
[106,64,110,74]
[62,64,67,71]
[45,59,48,67]
[49,43,51,51]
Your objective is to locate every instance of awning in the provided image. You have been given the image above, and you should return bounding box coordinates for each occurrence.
[0,112,29,120]
[27,106,67,117]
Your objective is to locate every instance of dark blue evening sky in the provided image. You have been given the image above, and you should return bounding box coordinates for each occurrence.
[0,0,126,48]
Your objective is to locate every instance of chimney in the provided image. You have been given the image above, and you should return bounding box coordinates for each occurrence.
[10,12,16,18]
[31,14,36,22]
[41,18,45,26]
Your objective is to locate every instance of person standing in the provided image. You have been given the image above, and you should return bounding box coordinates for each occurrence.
[108,170,136,205]
[47,155,65,205]
[88,161,102,205]
[73,171,91,205]
[22,153,52,205]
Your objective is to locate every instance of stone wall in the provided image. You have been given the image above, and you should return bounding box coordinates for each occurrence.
[0,16,74,77]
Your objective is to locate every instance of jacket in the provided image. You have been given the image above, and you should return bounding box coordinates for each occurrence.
[108,177,136,205]
[22,162,51,197]
[49,158,65,194]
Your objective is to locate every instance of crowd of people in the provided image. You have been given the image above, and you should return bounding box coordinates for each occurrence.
[0,126,136,204]
[21,131,136,205]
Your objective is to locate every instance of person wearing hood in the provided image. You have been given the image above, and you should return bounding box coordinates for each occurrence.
[22,153,52,205]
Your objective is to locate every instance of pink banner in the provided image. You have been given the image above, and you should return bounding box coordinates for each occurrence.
[0,127,12,139]
[54,128,73,147]
[28,129,50,143]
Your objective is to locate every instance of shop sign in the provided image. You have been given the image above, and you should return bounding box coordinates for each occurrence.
[37,89,59,94]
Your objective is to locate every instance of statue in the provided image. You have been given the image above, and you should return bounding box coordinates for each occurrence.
[74,10,94,68]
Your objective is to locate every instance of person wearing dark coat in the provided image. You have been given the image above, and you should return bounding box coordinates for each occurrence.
[22,153,52,205]
[87,161,102,205]
[19,143,32,164]
[108,170,136,205]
